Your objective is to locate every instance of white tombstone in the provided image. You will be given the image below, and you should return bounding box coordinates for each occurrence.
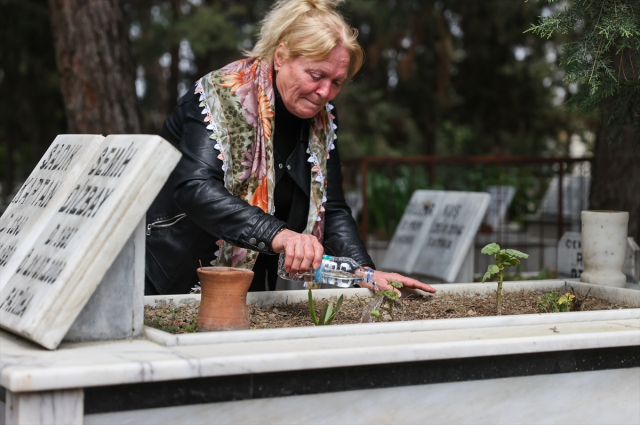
[557,232,638,284]
[483,186,515,230]
[0,135,104,290]
[0,135,181,350]
[557,232,584,279]
[539,175,590,221]
[381,190,490,283]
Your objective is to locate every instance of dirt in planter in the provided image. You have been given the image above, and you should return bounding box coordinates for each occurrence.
[144,289,635,334]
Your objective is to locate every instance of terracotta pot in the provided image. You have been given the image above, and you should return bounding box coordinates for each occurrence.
[580,210,629,288]
[196,267,254,332]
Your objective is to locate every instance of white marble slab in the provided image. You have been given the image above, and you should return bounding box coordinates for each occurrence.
[0,313,637,393]
[382,190,490,282]
[0,135,104,291]
[6,388,82,425]
[0,135,181,350]
[84,368,640,425]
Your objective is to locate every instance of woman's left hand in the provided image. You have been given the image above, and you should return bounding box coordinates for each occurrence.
[357,270,436,295]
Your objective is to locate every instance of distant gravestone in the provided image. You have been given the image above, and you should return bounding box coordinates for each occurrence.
[557,232,638,284]
[483,186,515,230]
[381,190,490,282]
[0,135,181,350]
[540,176,590,220]
[0,135,104,290]
[557,232,583,279]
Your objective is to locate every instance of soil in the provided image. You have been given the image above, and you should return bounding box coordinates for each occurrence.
[144,289,636,334]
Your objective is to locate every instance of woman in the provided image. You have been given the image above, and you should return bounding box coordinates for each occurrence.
[145,0,435,296]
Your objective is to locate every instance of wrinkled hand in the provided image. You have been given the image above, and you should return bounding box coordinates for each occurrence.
[270,229,323,275]
[357,270,436,295]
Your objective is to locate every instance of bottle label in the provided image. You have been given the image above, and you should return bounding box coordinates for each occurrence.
[314,255,359,287]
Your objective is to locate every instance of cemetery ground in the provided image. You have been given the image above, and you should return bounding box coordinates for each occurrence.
[145,288,633,333]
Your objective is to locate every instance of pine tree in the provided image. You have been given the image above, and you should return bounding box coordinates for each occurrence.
[528,0,640,243]
[527,0,640,143]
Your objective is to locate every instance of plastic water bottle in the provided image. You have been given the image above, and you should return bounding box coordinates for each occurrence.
[277,253,367,288]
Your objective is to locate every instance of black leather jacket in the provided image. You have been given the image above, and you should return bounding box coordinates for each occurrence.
[145,86,374,294]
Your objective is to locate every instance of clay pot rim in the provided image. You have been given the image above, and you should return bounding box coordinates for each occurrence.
[197,266,254,275]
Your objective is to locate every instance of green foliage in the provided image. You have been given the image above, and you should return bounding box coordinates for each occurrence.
[368,280,404,321]
[537,291,575,313]
[388,280,403,289]
[308,289,344,326]
[481,243,530,283]
[481,243,529,315]
[527,0,640,144]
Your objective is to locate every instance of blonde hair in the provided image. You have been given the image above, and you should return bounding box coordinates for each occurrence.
[246,0,364,79]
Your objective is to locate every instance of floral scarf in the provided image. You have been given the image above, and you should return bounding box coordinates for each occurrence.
[195,58,337,270]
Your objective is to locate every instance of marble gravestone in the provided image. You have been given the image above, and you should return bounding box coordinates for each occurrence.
[0,135,181,350]
[0,135,104,290]
[557,232,583,279]
[381,190,490,282]
[482,186,515,230]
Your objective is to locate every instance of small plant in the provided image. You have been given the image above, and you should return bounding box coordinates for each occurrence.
[537,292,576,313]
[308,289,344,326]
[370,280,403,321]
[481,243,529,316]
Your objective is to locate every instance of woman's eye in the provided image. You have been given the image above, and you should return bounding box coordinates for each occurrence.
[309,73,321,81]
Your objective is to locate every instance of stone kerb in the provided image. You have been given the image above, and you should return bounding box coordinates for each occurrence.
[0,135,105,290]
[0,135,181,350]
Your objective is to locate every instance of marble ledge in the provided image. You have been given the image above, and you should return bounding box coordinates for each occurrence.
[0,316,638,393]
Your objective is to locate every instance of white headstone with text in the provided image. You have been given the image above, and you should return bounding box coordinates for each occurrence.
[0,135,181,350]
[483,186,515,229]
[557,232,583,279]
[381,190,490,282]
[0,135,104,290]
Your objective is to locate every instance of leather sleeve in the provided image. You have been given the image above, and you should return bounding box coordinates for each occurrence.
[168,91,287,254]
[322,110,376,269]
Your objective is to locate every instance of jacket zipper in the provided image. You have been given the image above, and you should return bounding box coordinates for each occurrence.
[147,213,186,235]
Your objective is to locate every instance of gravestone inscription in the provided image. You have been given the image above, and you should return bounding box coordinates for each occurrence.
[0,135,104,290]
[0,135,181,350]
[381,190,490,282]
[557,232,583,279]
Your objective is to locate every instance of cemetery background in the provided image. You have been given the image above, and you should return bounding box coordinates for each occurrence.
[0,2,639,423]
[2,0,638,280]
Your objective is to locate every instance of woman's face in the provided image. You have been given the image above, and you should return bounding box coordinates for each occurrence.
[274,44,350,119]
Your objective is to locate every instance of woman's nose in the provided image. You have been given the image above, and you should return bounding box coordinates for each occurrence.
[315,80,331,98]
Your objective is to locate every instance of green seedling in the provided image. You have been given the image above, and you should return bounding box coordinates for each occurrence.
[537,291,576,313]
[308,289,344,326]
[369,280,403,321]
[481,243,529,315]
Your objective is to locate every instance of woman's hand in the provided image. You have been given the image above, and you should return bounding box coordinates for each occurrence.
[357,270,436,295]
[271,229,324,275]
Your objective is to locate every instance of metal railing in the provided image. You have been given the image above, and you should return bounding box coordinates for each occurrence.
[341,155,593,275]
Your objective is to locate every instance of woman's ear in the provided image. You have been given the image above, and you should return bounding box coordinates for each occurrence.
[274,43,287,72]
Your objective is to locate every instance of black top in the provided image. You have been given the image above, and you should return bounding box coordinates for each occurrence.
[145,75,374,296]
[251,76,310,291]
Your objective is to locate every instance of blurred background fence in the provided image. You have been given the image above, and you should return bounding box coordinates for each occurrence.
[342,155,592,279]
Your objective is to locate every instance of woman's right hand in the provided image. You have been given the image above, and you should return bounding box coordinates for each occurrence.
[271,229,324,275]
